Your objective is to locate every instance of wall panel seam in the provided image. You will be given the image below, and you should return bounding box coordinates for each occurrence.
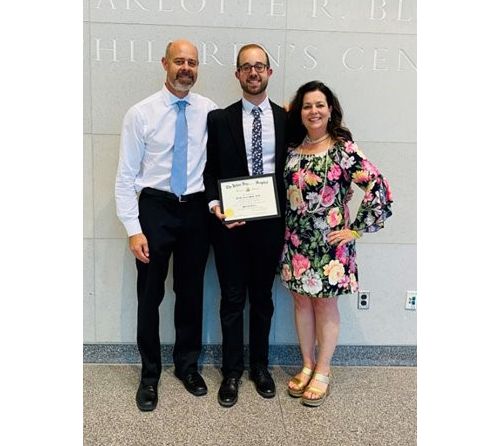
[88,21,416,36]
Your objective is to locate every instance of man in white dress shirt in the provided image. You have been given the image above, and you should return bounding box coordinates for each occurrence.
[115,39,217,411]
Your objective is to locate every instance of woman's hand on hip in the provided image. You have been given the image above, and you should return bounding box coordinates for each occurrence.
[327,229,357,247]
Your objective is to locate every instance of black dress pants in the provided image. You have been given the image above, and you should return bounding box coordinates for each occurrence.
[211,217,285,378]
[136,188,209,386]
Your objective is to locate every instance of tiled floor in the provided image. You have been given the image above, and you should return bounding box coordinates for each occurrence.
[84,364,416,446]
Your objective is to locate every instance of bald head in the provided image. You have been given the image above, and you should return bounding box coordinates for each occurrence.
[165,39,198,60]
[162,39,199,97]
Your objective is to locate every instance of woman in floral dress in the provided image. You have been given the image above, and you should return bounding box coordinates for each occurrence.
[281,81,393,407]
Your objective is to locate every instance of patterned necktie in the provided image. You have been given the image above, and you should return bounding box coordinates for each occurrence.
[251,106,263,175]
[171,100,188,197]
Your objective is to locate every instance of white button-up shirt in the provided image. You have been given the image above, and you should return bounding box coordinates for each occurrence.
[115,85,217,236]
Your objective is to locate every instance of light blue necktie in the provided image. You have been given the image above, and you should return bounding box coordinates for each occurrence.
[251,107,263,176]
[171,100,188,197]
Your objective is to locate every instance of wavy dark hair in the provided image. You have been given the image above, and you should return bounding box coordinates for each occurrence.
[287,80,352,147]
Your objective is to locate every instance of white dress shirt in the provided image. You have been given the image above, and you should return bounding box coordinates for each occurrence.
[115,85,217,236]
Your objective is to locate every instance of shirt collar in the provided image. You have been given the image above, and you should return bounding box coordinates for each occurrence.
[242,96,271,115]
[162,84,192,106]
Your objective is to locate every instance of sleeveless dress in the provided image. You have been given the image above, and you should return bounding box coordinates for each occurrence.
[279,139,393,298]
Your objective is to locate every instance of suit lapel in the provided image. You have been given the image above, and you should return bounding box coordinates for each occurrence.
[226,100,249,175]
[270,101,285,170]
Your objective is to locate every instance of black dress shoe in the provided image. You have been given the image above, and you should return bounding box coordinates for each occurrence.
[250,368,276,398]
[176,371,208,396]
[136,383,158,412]
[218,377,240,407]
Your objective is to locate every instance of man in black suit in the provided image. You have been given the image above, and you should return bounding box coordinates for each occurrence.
[204,43,287,407]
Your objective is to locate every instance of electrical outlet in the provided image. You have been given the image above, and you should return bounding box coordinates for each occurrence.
[358,290,370,310]
[405,291,417,310]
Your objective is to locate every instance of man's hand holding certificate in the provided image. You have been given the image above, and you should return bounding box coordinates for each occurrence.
[217,174,280,224]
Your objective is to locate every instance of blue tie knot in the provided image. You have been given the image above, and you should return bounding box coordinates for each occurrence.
[251,107,260,117]
[177,100,187,110]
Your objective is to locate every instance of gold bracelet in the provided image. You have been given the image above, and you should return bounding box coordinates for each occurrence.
[351,230,361,239]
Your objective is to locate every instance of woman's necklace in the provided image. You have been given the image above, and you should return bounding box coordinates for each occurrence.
[303,133,330,145]
[296,137,332,214]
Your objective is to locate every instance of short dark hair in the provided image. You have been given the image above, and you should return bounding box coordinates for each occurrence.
[287,80,353,147]
[236,44,270,68]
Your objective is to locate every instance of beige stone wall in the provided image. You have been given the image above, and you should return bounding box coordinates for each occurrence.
[83,0,416,344]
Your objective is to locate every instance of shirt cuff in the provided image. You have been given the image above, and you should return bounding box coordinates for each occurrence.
[208,200,221,213]
[124,220,143,237]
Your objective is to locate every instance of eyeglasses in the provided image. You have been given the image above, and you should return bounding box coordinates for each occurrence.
[238,63,268,73]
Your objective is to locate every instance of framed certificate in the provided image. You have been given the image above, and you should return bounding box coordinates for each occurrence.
[217,174,280,223]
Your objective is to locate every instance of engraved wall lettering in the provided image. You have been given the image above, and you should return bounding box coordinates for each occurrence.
[129,40,136,62]
[397,0,412,22]
[200,42,224,66]
[303,46,318,70]
[342,46,416,71]
[370,0,387,21]
[397,49,416,71]
[147,40,155,62]
[95,39,118,61]
[130,39,158,62]
[126,0,148,10]
[91,0,415,23]
[342,47,364,71]
[94,0,226,14]
[312,0,334,19]
[91,39,415,73]
[373,48,389,71]
[90,0,415,25]
[180,0,206,14]
[370,0,413,22]
[266,44,281,68]
[95,0,117,9]
[93,38,164,63]
[232,43,241,66]
[270,0,285,17]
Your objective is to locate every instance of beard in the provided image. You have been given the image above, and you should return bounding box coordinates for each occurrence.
[169,70,196,92]
[239,74,268,96]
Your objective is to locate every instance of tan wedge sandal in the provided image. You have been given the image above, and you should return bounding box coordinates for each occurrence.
[287,366,314,398]
[301,372,330,407]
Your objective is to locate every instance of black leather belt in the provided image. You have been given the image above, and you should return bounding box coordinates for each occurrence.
[141,187,205,203]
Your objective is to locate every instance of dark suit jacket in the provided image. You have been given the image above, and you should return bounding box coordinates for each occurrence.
[204,99,288,216]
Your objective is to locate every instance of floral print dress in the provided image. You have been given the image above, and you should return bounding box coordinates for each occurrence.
[279,139,393,298]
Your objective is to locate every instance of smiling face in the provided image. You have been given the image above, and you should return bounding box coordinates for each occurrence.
[235,47,272,103]
[162,40,199,97]
[300,90,333,137]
